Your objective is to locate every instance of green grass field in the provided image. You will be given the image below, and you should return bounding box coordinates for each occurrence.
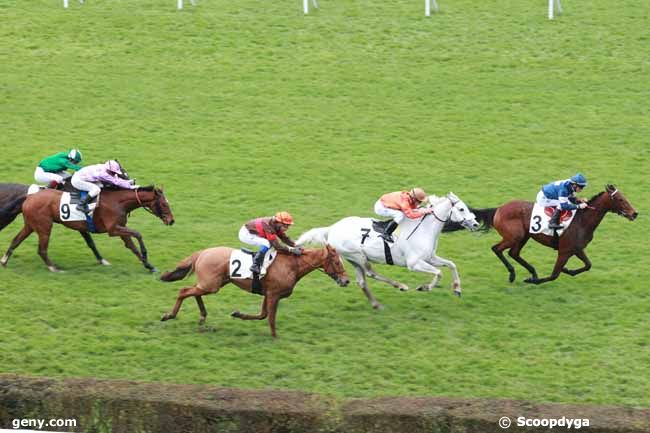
[1,0,649,408]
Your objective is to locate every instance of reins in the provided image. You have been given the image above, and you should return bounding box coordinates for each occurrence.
[406,196,459,240]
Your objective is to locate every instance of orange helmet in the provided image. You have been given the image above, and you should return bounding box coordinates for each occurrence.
[274,211,294,225]
[410,188,428,203]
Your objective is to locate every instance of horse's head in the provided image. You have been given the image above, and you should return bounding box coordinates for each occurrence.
[139,187,175,226]
[322,244,350,287]
[605,184,638,221]
[447,193,480,231]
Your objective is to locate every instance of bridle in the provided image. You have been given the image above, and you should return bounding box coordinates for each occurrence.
[135,188,162,217]
[406,196,464,240]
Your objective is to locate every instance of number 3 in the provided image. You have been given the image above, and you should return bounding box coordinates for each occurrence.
[532,215,542,232]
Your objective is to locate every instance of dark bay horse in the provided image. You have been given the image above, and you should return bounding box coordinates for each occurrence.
[160,245,350,337]
[0,186,175,272]
[446,185,637,284]
[0,183,28,232]
[0,182,113,264]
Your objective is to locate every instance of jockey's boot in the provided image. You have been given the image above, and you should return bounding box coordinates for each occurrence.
[250,250,265,275]
[76,194,92,214]
[548,209,563,230]
[380,220,398,243]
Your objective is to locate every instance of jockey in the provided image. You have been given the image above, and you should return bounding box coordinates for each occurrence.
[71,160,137,213]
[537,173,588,229]
[239,211,303,274]
[374,187,432,242]
[34,149,83,189]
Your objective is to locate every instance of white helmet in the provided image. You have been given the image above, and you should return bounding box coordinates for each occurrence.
[105,160,123,175]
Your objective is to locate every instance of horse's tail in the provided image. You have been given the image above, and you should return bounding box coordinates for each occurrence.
[160,251,201,282]
[296,226,331,246]
[442,207,497,233]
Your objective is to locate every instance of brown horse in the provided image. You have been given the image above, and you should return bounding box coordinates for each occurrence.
[0,186,175,272]
[160,245,350,337]
[451,185,637,284]
[0,182,114,264]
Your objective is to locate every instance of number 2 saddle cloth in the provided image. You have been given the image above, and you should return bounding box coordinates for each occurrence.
[229,248,279,280]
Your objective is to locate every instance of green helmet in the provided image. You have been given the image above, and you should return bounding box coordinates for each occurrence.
[67,149,82,164]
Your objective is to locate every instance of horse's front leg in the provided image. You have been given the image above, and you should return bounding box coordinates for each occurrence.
[425,255,461,297]
[107,225,156,272]
[526,252,572,284]
[406,257,445,293]
[232,296,269,320]
[561,249,592,276]
[79,231,110,265]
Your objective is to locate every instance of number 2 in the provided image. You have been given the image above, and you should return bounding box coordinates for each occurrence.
[231,259,242,277]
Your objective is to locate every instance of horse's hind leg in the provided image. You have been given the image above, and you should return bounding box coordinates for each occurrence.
[364,262,409,292]
[161,285,207,321]
[34,222,62,273]
[231,296,268,320]
[350,261,383,310]
[491,240,516,283]
[508,238,538,280]
[80,231,110,265]
[0,224,34,267]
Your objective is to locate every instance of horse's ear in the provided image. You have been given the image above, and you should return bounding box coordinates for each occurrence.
[606,184,615,192]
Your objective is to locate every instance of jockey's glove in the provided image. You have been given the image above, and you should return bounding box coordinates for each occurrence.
[289,247,303,256]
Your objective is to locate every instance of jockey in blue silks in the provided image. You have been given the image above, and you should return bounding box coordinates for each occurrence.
[536,173,588,229]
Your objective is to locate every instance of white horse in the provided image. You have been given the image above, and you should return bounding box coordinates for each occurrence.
[297,193,479,309]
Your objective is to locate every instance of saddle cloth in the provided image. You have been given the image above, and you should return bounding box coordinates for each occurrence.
[530,204,576,236]
[229,248,278,279]
[58,192,99,222]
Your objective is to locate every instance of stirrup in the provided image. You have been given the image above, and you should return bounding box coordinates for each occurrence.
[380,233,394,243]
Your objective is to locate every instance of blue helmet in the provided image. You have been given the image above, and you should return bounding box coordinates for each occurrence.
[570,173,587,187]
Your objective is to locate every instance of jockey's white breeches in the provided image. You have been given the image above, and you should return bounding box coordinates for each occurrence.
[536,190,561,208]
[34,167,70,184]
[238,226,271,249]
[374,199,405,223]
[71,174,101,198]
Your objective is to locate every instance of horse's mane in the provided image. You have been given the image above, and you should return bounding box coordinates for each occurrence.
[587,191,606,205]
[103,185,156,192]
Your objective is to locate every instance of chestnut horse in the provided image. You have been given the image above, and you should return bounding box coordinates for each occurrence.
[447,185,637,284]
[160,245,350,337]
[0,186,175,272]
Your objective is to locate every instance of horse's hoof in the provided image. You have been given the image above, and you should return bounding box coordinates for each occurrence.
[372,303,384,310]
[99,259,111,266]
[149,267,159,273]
[161,313,174,321]
[0,255,8,267]
[508,273,516,283]
[48,266,63,273]
[198,317,206,325]
[524,278,537,284]
[231,310,241,318]
[416,285,431,292]
[399,285,409,292]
